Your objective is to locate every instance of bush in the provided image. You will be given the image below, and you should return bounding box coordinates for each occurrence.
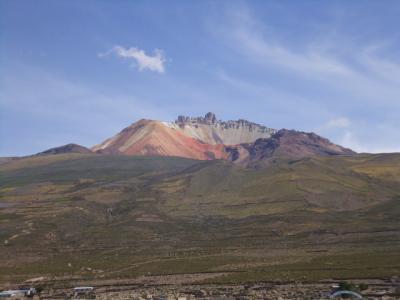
[339,281,357,291]
[358,283,368,291]
[34,285,44,294]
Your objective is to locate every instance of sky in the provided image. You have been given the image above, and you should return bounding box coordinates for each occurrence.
[1,1,400,156]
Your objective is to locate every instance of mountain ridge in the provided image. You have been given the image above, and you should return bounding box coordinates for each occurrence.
[5,113,357,165]
[88,113,353,163]
[227,129,355,166]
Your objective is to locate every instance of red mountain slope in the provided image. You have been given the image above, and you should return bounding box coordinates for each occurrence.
[92,119,229,160]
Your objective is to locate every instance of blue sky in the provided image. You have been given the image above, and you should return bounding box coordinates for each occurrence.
[1,1,400,156]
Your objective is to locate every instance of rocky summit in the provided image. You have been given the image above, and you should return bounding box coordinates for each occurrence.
[174,112,276,145]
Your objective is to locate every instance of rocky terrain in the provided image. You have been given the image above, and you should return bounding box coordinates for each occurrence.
[226,129,355,166]
[86,280,400,300]
[174,112,275,145]
[3,277,400,299]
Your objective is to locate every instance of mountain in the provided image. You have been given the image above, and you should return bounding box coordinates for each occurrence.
[2,113,398,286]
[91,113,352,163]
[226,129,355,166]
[36,143,93,156]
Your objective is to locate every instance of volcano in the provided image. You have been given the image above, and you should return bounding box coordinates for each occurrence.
[91,112,354,162]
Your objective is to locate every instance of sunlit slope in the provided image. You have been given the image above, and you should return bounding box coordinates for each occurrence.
[0,153,399,281]
[152,154,400,218]
[91,119,229,160]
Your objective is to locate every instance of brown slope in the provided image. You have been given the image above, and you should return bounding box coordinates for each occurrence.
[36,143,93,156]
[92,119,228,160]
[226,129,355,165]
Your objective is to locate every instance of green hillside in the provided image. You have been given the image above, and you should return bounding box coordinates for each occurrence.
[0,153,399,283]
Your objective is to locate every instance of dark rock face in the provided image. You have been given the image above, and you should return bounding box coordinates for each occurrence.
[204,112,217,124]
[225,146,240,161]
[36,144,93,156]
[176,112,217,126]
[245,137,280,160]
[176,112,218,125]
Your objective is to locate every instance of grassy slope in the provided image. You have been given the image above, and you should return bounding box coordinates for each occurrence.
[0,153,399,283]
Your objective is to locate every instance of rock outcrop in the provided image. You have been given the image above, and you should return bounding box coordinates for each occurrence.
[174,112,275,145]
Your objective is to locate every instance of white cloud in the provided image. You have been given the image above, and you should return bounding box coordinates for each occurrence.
[315,117,352,146]
[325,117,350,129]
[101,46,166,73]
[339,131,366,153]
[339,130,400,154]
[220,8,353,78]
[316,121,400,154]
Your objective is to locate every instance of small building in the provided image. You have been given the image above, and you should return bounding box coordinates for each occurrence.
[0,288,36,298]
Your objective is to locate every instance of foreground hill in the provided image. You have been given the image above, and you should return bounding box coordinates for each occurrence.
[0,153,399,283]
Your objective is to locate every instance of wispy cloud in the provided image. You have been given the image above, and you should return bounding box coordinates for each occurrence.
[233,29,352,77]
[100,46,166,73]
[212,5,400,153]
[338,130,400,154]
[325,117,351,129]
[219,7,353,79]
[316,117,400,154]
[220,7,400,104]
